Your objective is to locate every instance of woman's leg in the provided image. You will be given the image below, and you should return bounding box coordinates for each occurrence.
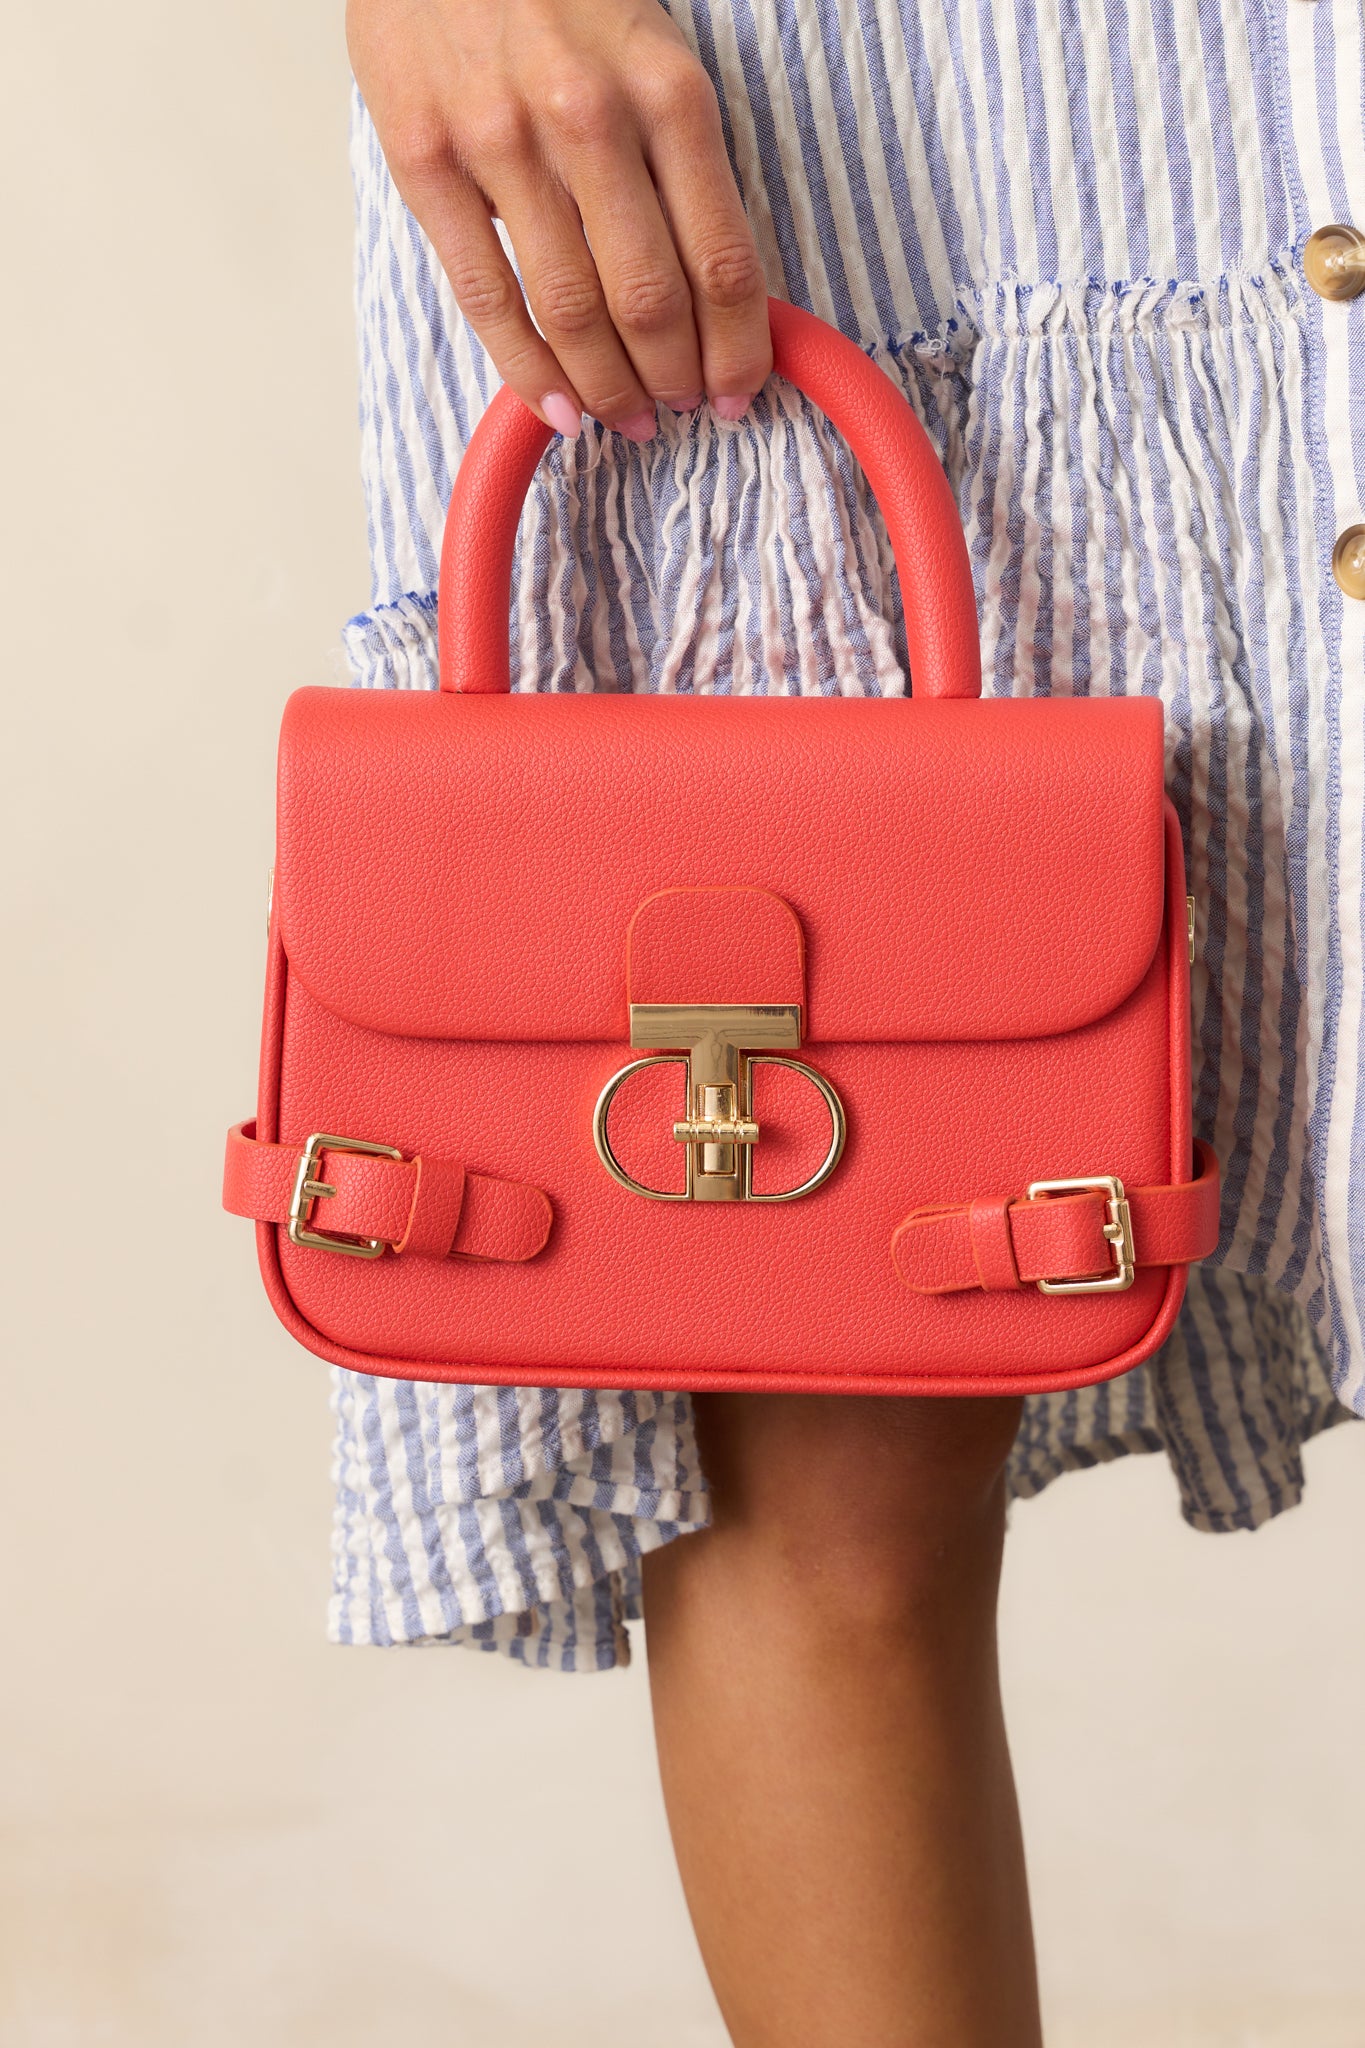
[641,1393,1040,2048]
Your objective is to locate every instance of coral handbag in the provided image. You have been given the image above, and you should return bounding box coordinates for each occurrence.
[224,297,1218,1397]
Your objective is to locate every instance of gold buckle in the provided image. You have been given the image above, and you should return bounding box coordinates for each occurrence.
[1025,1174,1136,1293]
[593,1003,846,1203]
[288,1131,404,1257]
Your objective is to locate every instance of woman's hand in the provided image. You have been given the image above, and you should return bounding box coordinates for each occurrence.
[347,0,772,440]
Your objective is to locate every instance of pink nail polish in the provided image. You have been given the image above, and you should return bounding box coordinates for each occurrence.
[616,406,659,443]
[712,393,752,422]
[541,393,582,438]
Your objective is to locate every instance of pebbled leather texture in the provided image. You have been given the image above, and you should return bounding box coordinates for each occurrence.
[234,799,1204,1393]
[222,1121,552,1262]
[968,1195,1025,1292]
[627,888,805,1010]
[274,690,1167,1046]
[892,1139,1220,1292]
[228,299,1216,1397]
[439,298,981,703]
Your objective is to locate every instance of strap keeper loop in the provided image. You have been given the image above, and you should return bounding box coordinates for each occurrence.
[392,1155,467,1258]
[968,1195,1023,1290]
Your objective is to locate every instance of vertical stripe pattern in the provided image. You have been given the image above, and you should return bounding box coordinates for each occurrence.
[333,0,1361,1666]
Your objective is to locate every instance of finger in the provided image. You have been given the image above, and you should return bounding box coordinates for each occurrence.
[644,67,772,418]
[539,80,704,411]
[494,164,661,441]
[385,132,586,438]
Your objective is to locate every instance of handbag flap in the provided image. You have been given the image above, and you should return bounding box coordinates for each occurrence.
[275,689,1168,1045]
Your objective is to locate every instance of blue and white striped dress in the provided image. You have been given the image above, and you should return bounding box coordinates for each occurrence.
[331,0,1363,1668]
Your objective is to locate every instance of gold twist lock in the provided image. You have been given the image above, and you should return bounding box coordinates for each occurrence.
[593,1003,846,1203]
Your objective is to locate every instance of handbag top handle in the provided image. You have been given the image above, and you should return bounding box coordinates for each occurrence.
[438,297,981,701]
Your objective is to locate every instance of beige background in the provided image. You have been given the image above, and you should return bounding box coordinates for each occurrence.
[3,3,1363,2043]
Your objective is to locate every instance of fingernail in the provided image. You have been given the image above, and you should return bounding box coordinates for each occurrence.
[541,392,582,438]
[616,405,659,443]
[712,393,752,422]
[668,391,706,413]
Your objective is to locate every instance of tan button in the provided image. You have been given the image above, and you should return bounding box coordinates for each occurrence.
[1333,526,1365,601]
[1304,224,1365,301]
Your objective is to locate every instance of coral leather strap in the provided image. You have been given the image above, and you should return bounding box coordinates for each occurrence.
[892,1140,1220,1293]
[222,1121,552,1263]
[439,296,980,702]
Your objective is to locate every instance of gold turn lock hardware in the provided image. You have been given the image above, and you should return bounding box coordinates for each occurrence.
[673,1099,761,1150]
[594,1003,846,1203]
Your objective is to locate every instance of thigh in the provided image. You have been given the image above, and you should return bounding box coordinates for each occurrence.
[665,1391,1025,1638]
[692,1390,1024,1526]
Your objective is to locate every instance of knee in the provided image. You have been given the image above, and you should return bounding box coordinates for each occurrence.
[694,1393,1021,1642]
